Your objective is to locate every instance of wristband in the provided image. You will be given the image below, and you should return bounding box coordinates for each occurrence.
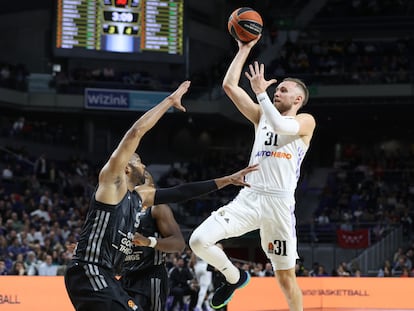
[148,236,157,248]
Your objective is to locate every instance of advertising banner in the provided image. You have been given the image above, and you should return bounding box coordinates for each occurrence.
[337,229,370,249]
[0,276,73,311]
[84,88,170,111]
[229,277,414,311]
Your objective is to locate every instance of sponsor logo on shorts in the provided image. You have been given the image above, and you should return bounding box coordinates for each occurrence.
[267,242,274,254]
[128,299,138,310]
[267,240,287,256]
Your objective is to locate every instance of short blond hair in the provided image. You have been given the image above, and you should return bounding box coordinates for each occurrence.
[283,77,309,107]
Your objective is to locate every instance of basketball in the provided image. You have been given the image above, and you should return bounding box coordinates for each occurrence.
[227,7,263,43]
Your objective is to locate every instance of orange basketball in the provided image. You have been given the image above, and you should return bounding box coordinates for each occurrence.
[227,7,263,43]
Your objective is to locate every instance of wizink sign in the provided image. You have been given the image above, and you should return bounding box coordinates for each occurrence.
[85,88,170,112]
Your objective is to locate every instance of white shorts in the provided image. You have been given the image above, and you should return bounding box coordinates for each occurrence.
[211,188,299,270]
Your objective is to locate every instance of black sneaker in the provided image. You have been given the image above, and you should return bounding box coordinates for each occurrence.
[210,270,250,309]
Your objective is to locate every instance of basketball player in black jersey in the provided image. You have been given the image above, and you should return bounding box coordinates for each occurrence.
[119,172,186,311]
[64,81,259,311]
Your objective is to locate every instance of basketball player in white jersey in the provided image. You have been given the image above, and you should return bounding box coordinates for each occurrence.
[189,36,315,311]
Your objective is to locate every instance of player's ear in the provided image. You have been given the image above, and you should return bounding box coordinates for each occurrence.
[295,95,303,106]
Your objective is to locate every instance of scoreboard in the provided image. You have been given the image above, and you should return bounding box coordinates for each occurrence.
[54,0,185,63]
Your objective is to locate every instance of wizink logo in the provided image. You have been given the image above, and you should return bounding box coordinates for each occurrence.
[85,89,130,109]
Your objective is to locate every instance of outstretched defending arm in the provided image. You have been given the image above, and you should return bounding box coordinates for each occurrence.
[141,164,259,206]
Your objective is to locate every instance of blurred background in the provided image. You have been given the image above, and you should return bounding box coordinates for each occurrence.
[1,0,414,280]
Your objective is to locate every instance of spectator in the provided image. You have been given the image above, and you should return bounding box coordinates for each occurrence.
[248,263,261,277]
[400,266,411,277]
[263,262,275,277]
[25,250,40,275]
[191,253,213,311]
[11,117,25,136]
[393,254,412,276]
[37,254,58,276]
[377,260,392,277]
[316,211,330,225]
[335,263,351,277]
[316,265,329,277]
[9,212,23,232]
[0,257,8,275]
[39,190,53,208]
[30,204,51,223]
[33,154,48,180]
[353,269,362,277]
[7,236,28,262]
[10,260,27,275]
[168,257,198,311]
[1,164,13,181]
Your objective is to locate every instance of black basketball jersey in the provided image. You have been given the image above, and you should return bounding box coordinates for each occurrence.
[121,205,166,276]
[73,189,143,273]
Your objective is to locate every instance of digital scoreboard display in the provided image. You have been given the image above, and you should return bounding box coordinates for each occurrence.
[54,0,185,63]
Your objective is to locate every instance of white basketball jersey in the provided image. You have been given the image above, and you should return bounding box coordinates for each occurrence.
[245,113,308,193]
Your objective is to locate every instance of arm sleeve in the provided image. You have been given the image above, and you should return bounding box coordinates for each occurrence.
[256,92,300,135]
[154,180,218,205]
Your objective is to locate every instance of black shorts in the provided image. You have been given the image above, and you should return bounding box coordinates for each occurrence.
[65,262,141,311]
[120,265,169,311]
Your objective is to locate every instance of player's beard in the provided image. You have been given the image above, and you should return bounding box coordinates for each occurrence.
[275,100,292,114]
[129,165,146,186]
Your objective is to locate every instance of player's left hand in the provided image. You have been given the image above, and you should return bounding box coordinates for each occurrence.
[245,61,277,94]
[168,80,191,112]
[227,164,259,187]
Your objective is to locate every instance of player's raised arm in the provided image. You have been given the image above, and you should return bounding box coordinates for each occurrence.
[222,38,262,126]
[97,81,191,205]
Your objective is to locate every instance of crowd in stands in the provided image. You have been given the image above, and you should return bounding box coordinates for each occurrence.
[1,112,414,283]
[48,35,414,96]
[315,0,414,18]
[1,115,81,148]
[2,38,412,96]
[307,140,414,245]
[268,36,413,85]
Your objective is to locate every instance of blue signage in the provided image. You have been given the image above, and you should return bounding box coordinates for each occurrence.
[85,88,170,111]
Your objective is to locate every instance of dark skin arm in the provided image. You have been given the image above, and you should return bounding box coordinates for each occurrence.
[96,80,190,205]
[132,204,185,253]
[137,163,259,207]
